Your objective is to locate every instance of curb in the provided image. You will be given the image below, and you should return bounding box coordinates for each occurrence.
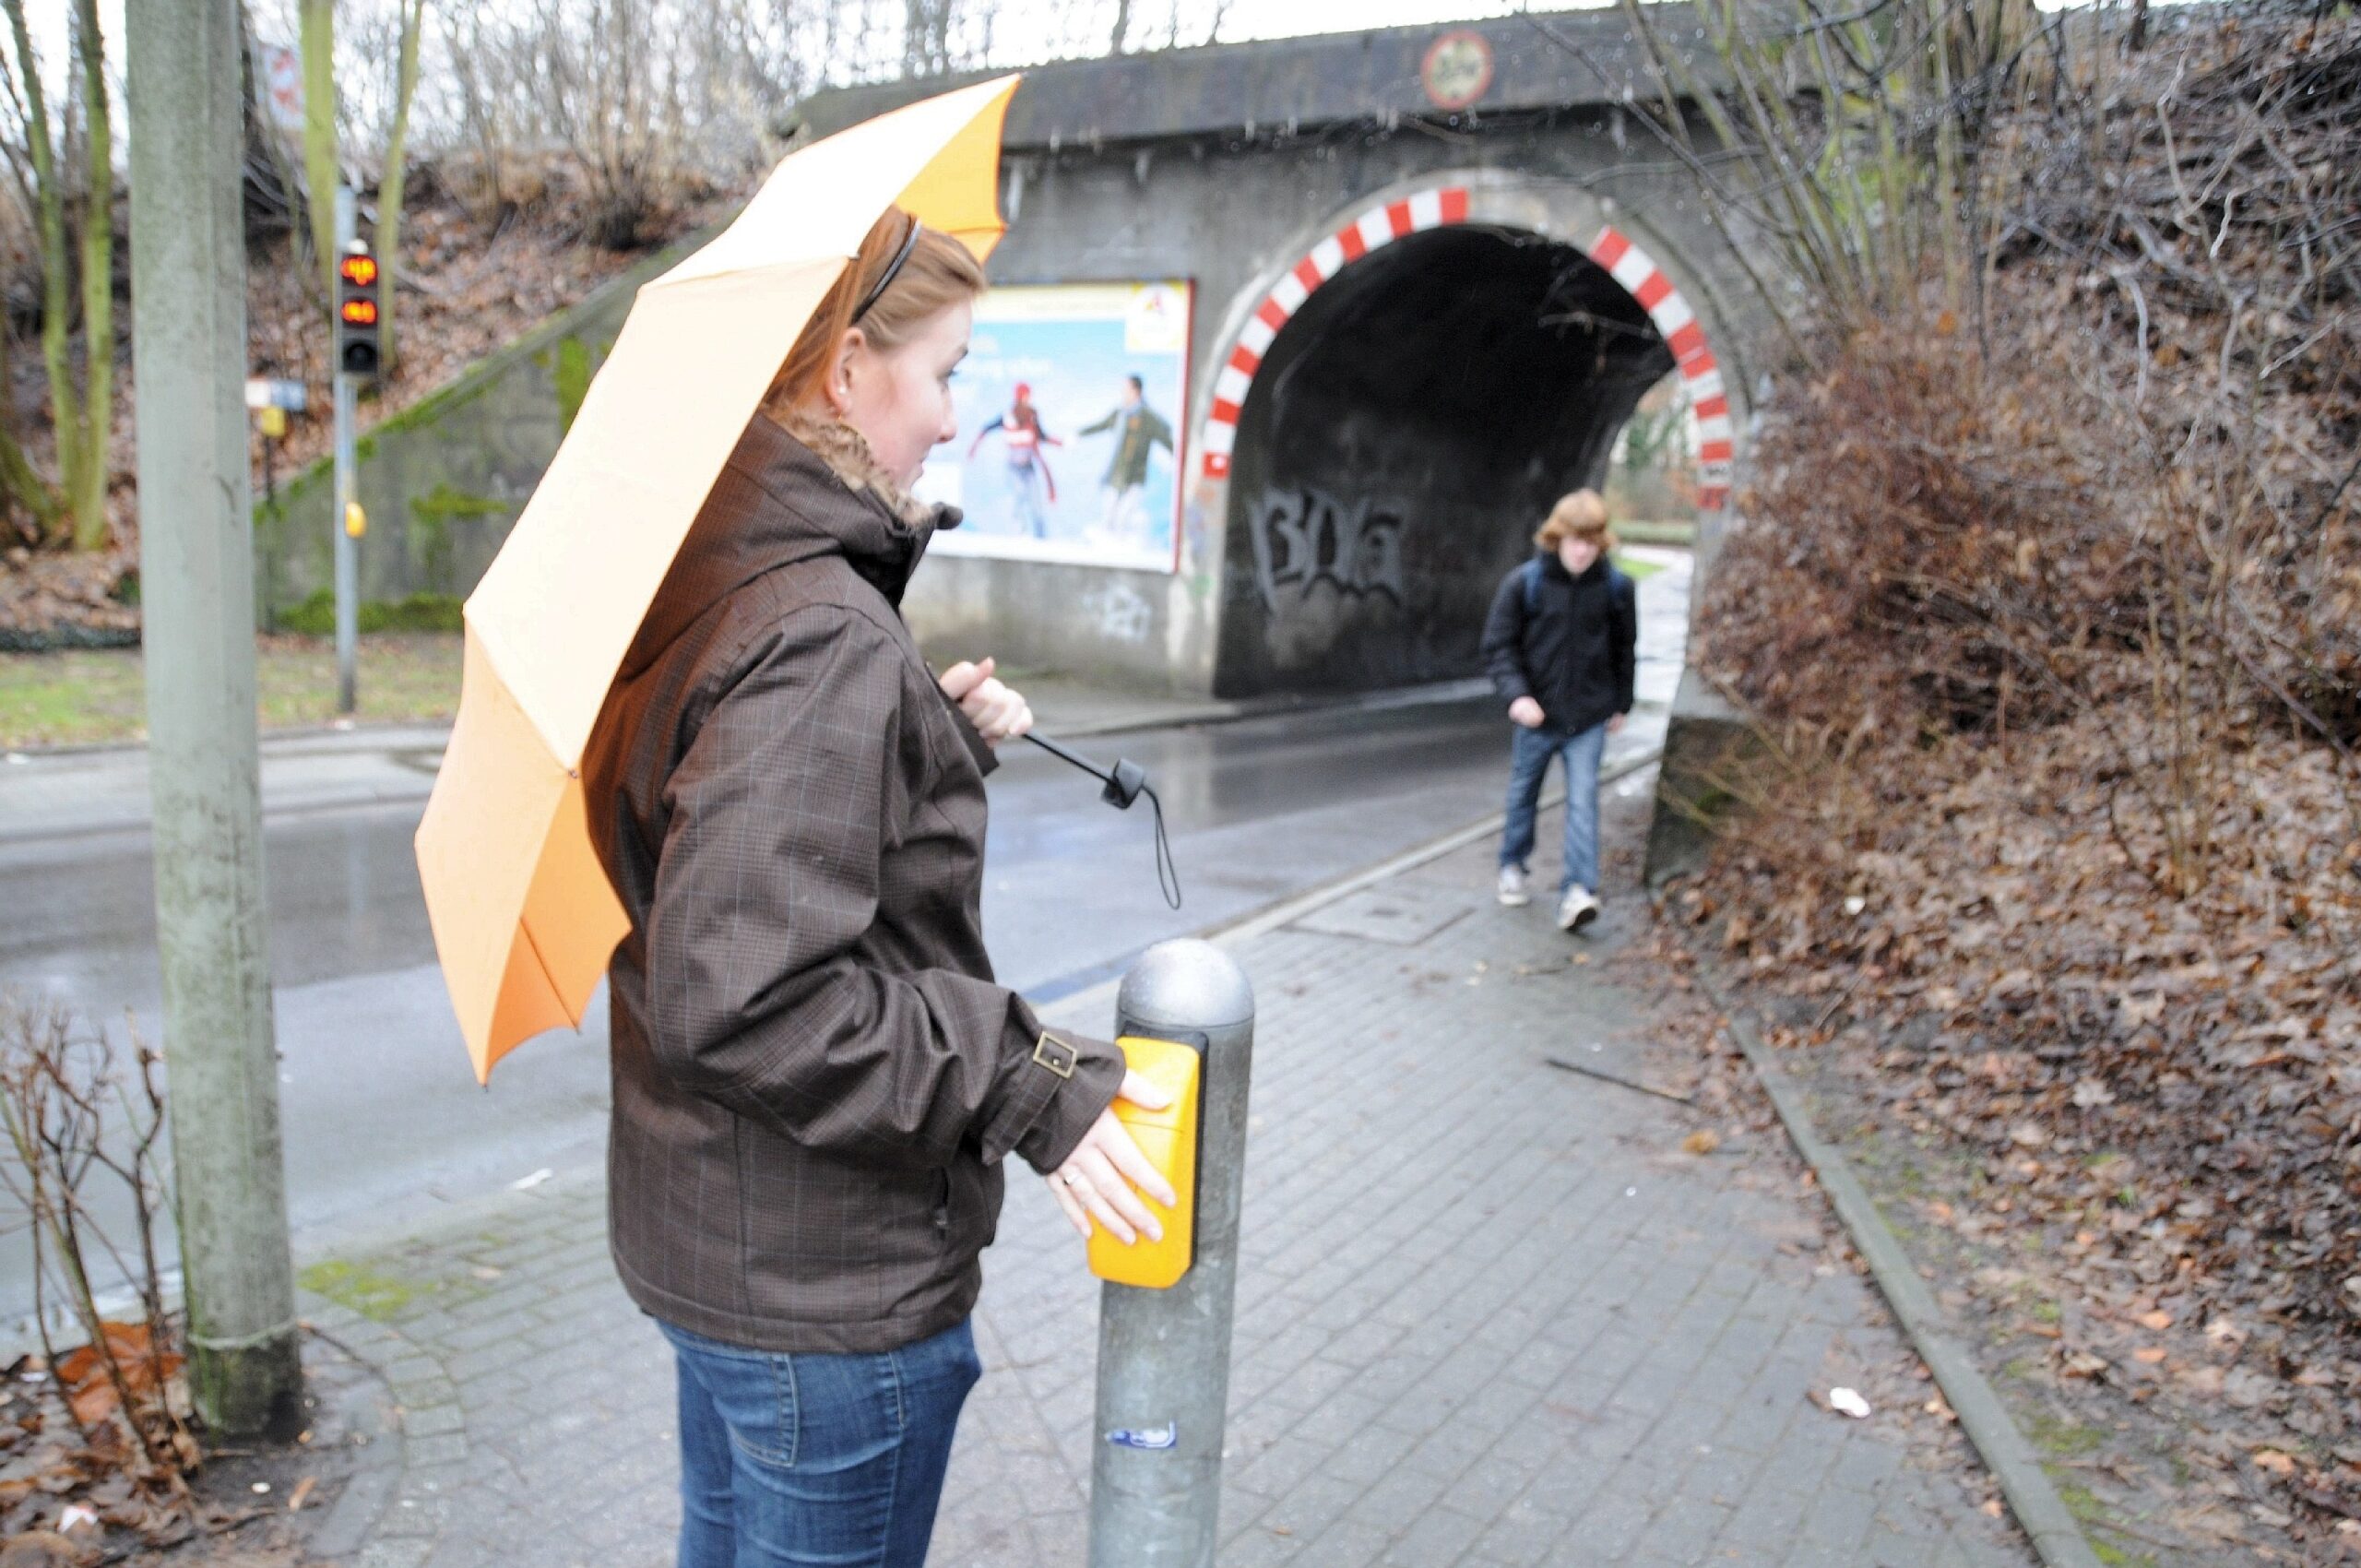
[283,1168,611,1566]
[1672,950,2105,1568]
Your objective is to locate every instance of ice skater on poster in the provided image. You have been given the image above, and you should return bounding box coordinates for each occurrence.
[1079,375,1174,541]
[967,383,1062,538]
[921,282,1191,571]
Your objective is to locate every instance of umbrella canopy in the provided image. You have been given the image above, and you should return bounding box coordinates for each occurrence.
[416,75,1021,1083]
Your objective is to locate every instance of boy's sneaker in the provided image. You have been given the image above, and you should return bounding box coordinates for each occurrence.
[1497,866,1531,907]
[1556,885,1601,932]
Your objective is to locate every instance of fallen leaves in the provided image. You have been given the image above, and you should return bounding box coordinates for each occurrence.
[5,162,745,642]
[0,1329,207,1556]
[2060,1349,2111,1381]
[53,1324,182,1430]
[1680,1130,1723,1156]
[0,1530,99,1568]
[1676,20,2361,1552]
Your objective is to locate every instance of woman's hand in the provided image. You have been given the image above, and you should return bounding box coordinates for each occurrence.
[1048,1070,1178,1244]
[939,657,1034,746]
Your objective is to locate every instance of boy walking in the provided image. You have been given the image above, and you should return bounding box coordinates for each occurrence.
[1480,491,1638,932]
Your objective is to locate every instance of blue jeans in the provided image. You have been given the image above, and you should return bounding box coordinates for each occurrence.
[1500,721,1607,895]
[658,1316,981,1568]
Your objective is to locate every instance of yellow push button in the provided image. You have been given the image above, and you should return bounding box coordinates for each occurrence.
[1087,1035,1200,1289]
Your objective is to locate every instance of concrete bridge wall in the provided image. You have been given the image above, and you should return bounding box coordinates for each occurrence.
[255,11,1758,707]
[854,14,1756,695]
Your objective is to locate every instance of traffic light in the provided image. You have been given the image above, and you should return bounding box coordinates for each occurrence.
[337,245,382,381]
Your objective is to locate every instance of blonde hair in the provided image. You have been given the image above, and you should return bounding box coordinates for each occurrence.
[764,208,987,417]
[1535,490,1616,552]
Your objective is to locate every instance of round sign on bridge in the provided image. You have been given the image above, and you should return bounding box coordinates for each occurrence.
[1421,30,1495,113]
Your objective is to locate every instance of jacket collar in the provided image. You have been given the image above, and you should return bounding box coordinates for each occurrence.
[623,413,962,676]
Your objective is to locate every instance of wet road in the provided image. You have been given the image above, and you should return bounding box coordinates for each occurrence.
[0,696,1643,1337]
[0,547,1691,1337]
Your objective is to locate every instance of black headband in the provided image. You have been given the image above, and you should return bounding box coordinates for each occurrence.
[851,214,923,325]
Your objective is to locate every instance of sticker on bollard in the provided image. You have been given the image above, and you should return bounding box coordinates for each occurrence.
[1105,1422,1178,1450]
[1086,1035,1200,1289]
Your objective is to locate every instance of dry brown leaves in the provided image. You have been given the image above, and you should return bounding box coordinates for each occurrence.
[2,158,746,637]
[0,1329,214,1562]
[1683,11,2361,1551]
[0,552,137,644]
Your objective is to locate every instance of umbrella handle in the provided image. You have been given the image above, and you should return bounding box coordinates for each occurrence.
[1020,732,1180,908]
[1023,731,1128,803]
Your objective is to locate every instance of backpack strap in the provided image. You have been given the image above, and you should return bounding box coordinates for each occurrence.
[1521,556,1545,616]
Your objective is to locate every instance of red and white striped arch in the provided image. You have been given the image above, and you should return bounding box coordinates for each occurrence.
[1197,188,1734,510]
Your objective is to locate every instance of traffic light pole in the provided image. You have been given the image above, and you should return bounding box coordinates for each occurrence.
[332,185,360,715]
[125,0,304,1438]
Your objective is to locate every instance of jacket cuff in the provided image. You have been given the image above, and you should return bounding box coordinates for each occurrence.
[982,1023,1123,1173]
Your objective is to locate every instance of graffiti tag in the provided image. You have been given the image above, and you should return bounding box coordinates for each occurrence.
[1250,487,1407,612]
[1084,580,1154,645]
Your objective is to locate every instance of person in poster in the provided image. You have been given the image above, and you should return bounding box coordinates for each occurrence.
[1079,374,1173,540]
[967,382,1062,538]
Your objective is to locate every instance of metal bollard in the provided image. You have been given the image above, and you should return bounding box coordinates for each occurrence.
[1088,939,1256,1568]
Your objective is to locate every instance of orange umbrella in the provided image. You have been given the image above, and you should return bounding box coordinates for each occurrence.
[415,76,1021,1082]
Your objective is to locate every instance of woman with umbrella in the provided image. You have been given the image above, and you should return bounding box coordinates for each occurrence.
[582,208,1175,1567]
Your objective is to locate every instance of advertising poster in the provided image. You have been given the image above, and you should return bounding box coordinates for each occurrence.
[918,281,1192,573]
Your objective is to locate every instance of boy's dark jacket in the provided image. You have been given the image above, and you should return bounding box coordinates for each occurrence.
[1479,552,1639,737]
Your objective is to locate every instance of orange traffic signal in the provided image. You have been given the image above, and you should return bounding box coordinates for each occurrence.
[336,242,384,379]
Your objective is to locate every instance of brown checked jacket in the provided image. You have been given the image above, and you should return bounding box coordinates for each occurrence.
[584,411,1122,1354]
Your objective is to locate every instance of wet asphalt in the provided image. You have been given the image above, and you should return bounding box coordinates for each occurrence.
[0,548,1692,1337]
[0,696,1564,1336]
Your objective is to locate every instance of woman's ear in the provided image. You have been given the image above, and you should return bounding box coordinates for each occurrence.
[824,327,866,415]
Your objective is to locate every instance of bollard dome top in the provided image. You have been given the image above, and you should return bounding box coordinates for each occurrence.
[1117,939,1254,1033]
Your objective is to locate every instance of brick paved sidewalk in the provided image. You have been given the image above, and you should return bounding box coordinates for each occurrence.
[294,794,2036,1568]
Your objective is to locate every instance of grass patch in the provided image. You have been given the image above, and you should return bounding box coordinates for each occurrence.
[1613,552,1667,581]
[2026,1412,2106,1458]
[1616,518,1698,546]
[2051,1476,2159,1565]
[0,633,462,749]
[299,1259,428,1323]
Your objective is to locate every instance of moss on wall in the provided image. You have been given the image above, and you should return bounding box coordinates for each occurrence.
[555,336,593,434]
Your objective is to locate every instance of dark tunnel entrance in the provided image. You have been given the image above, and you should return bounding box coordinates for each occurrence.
[1213,226,1676,697]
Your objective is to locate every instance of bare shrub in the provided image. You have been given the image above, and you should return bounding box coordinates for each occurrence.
[1671,14,2361,1500]
[0,997,196,1494]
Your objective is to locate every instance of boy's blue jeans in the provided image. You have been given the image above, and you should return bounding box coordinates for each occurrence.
[1500,721,1608,895]
[658,1315,981,1568]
